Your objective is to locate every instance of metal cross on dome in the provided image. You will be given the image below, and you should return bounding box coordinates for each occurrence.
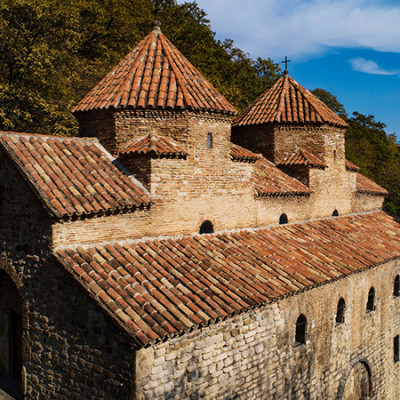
[154,0,161,21]
[281,56,292,70]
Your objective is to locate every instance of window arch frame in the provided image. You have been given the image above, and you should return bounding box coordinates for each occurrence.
[199,220,214,234]
[366,287,376,312]
[295,314,307,346]
[336,297,346,324]
[279,213,288,225]
[394,275,400,298]
[207,132,213,149]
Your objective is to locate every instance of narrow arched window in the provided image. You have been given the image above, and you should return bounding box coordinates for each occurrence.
[336,297,346,324]
[394,275,400,297]
[394,336,399,363]
[207,133,213,148]
[366,287,375,312]
[199,220,214,234]
[279,213,288,225]
[295,314,307,345]
[332,209,339,217]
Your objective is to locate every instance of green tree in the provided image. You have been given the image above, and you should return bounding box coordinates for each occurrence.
[346,112,400,215]
[311,88,347,118]
[0,0,281,136]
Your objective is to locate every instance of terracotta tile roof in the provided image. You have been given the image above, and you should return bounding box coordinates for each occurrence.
[356,173,388,195]
[279,149,327,169]
[345,160,360,172]
[230,143,261,162]
[255,158,312,196]
[0,132,151,219]
[233,71,348,128]
[73,27,236,115]
[55,211,400,347]
[120,134,188,158]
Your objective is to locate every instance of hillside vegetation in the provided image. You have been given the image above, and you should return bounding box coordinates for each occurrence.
[1,0,399,214]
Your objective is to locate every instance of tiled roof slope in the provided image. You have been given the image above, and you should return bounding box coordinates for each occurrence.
[230,143,261,162]
[73,27,236,115]
[255,158,312,196]
[0,132,150,219]
[233,71,348,128]
[357,173,388,195]
[279,149,327,169]
[55,211,400,347]
[345,160,360,172]
[120,134,188,158]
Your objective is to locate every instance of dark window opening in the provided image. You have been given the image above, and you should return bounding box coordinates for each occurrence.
[295,314,307,345]
[336,297,346,324]
[0,271,23,400]
[395,336,399,363]
[207,133,213,148]
[394,275,400,297]
[366,287,375,312]
[279,213,288,225]
[333,149,337,160]
[199,220,214,234]
[332,209,339,217]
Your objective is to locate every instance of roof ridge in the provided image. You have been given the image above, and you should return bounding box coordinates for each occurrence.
[0,131,99,144]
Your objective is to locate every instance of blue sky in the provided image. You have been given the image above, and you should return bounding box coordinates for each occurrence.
[177,0,400,137]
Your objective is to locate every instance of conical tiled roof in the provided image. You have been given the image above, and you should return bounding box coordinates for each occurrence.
[233,71,347,127]
[73,25,236,115]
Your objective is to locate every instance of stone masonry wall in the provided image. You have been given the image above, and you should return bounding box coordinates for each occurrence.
[231,125,275,162]
[76,110,117,154]
[136,258,400,400]
[352,194,385,213]
[0,153,135,399]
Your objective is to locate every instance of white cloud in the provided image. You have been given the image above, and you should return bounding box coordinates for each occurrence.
[181,0,400,59]
[349,58,399,75]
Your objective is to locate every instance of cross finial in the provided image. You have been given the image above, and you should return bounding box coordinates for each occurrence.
[154,0,160,22]
[281,56,291,74]
[152,0,162,31]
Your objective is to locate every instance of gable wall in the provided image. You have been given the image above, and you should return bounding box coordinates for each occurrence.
[135,259,400,400]
[353,193,385,213]
[0,152,136,399]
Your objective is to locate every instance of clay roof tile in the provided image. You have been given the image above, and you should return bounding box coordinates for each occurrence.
[73,28,236,115]
[233,72,348,128]
[55,211,400,348]
[0,131,151,219]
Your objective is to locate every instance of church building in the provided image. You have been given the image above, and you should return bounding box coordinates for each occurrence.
[0,20,399,400]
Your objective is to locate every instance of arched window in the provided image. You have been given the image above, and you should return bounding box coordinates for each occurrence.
[336,297,346,324]
[394,275,400,297]
[207,133,213,148]
[394,336,399,363]
[279,213,288,225]
[295,314,307,345]
[366,287,375,312]
[332,209,339,217]
[199,220,214,234]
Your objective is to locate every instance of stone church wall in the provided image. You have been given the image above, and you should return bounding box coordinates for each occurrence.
[136,259,400,400]
[0,154,135,399]
[352,193,385,213]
